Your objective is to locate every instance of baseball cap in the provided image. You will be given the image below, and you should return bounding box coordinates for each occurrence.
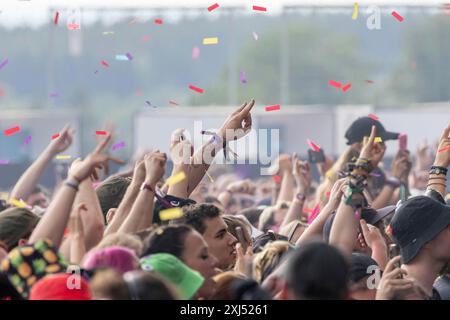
[349,253,380,283]
[139,253,204,299]
[345,117,399,145]
[390,196,450,264]
[153,195,196,224]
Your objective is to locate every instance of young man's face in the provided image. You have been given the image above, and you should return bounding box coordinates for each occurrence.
[201,216,238,270]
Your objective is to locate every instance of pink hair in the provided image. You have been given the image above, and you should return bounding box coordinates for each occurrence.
[82,246,137,274]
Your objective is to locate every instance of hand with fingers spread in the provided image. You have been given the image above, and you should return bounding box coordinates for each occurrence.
[376,256,415,300]
[144,150,167,187]
[170,128,193,166]
[69,133,124,183]
[327,178,348,210]
[218,99,255,141]
[46,124,75,156]
[292,153,312,194]
[416,140,434,171]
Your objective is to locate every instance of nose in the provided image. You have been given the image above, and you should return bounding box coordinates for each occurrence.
[228,232,238,246]
[210,255,219,268]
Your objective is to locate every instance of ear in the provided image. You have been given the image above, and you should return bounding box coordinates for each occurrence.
[106,208,117,225]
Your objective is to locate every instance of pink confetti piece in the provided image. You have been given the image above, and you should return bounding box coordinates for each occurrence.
[365,80,374,84]
[208,3,220,12]
[370,172,381,177]
[4,126,20,136]
[192,46,200,59]
[240,71,247,84]
[253,5,267,12]
[307,139,321,152]
[112,141,125,151]
[329,80,342,89]
[125,52,133,60]
[265,104,280,112]
[307,203,321,224]
[354,208,361,220]
[438,146,450,153]
[252,31,258,40]
[325,191,331,198]
[342,83,352,92]
[169,100,179,106]
[101,60,109,68]
[54,11,59,25]
[391,11,404,22]
[189,84,204,94]
[0,59,9,70]
[67,23,81,30]
[0,159,9,165]
[272,175,281,183]
[368,113,379,121]
[96,131,107,135]
[154,19,163,25]
[51,133,60,140]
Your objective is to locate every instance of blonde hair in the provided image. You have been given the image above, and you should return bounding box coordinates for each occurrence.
[90,269,130,300]
[252,240,292,283]
[96,233,144,257]
[258,202,290,231]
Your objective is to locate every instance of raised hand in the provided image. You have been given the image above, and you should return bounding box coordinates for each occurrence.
[218,99,255,141]
[170,128,193,166]
[292,153,312,194]
[376,256,414,300]
[433,124,450,168]
[46,124,75,155]
[144,150,167,186]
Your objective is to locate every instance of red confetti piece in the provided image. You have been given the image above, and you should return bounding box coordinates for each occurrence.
[391,11,404,22]
[101,60,109,68]
[189,85,204,94]
[368,113,379,121]
[67,23,80,30]
[169,100,179,106]
[4,126,20,136]
[272,175,281,183]
[307,139,321,152]
[154,19,163,25]
[365,80,374,84]
[438,146,450,153]
[265,104,281,112]
[307,204,321,224]
[51,133,60,140]
[329,80,342,89]
[96,131,107,135]
[325,191,331,198]
[208,3,220,12]
[303,207,312,214]
[253,5,267,12]
[54,12,59,25]
[342,83,352,92]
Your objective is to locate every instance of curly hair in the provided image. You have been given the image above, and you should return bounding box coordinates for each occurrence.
[171,203,221,234]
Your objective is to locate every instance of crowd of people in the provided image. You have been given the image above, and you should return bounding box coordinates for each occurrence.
[0,100,449,300]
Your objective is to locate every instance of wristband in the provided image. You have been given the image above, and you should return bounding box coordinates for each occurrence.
[64,177,80,191]
[429,166,448,176]
[296,192,306,201]
[385,176,401,189]
[140,182,155,193]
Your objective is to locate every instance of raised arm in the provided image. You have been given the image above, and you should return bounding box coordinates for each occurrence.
[167,129,191,199]
[426,124,450,199]
[117,151,166,234]
[28,134,123,248]
[187,100,255,196]
[9,124,74,203]
[281,154,311,228]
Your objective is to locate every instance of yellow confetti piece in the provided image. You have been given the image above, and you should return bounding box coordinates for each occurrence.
[203,37,218,45]
[56,155,71,160]
[205,171,214,183]
[374,137,383,143]
[352,3,359,20]
[0,192,9,200]
[159,208,184,221]
[165,171,186,186]
[446,194,450,200]
[10,198,28,208]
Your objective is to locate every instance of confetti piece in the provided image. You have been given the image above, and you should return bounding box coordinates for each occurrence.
[10,199,28,208]
[54,11,59,25]
[365,80,374,84]
[169,100,179,106]
[203,37,218,45]
[51,133,60,140]
[56,155,71,160]
[24,136,32,145]
[0,59,9,70]
[354,208,361,220]
[329,80,342,89]
[115,55,129,61]
[112,141,125,151]
[159,208,184,221]
[67,23,81,30]
[265,104,280,112]
[189,84,204,94]
[352,3,358,20]
[253,5,267,12]
[307,139,321,152]
[101,60,109,68]
[4,126,20,136]
[368,113,379,121]
[166,172,187,187]
[391,11,404,22]
[154,19,163,24]
[192,46,200,59]
[272,175,281,183]
[0,159,9,165]
[370,172,381,177]
[205,171,214,183]
[240,71,247,84]
[374,137,383,143]
[49,93,59,98]
[126,53,133,60]
[252,31,258,40]
[446,193,450,201]
[307,204,321,224]
[325,191,331,198]
[142,35,150,42]
[103,31,115,35]
[96,131,107,135]
[438,146,450,153]
[342,83,352,92]
[208,3,220,12]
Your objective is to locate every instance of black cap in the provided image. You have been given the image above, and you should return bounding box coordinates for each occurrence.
[345,117,399,145]
[349,253,379,283]
[153,195,196,224]
[390,196,450,264]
